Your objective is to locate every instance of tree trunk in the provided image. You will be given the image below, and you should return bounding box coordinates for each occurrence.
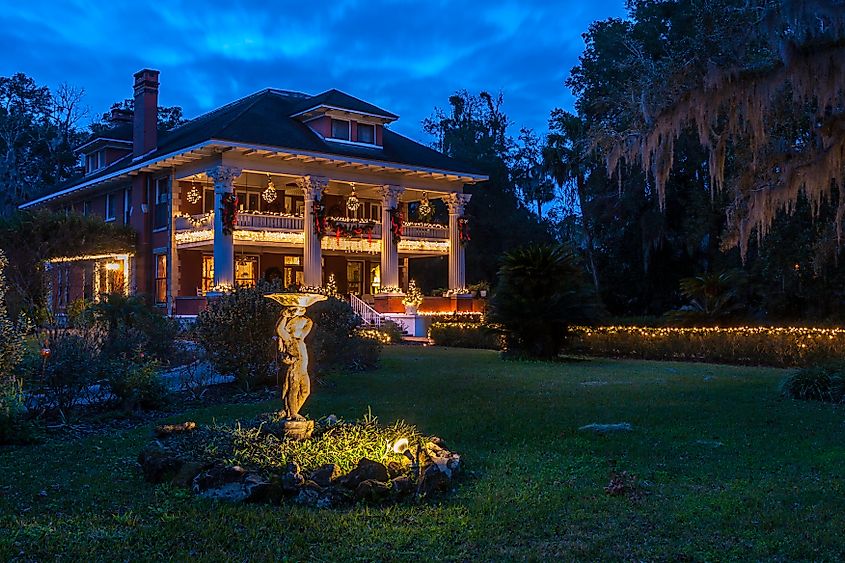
[577,172,601,294]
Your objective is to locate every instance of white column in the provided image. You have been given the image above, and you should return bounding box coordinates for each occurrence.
[299,175,328,287]
[379,185,405,290]
[446,192,472,290]
[207,165,242,290]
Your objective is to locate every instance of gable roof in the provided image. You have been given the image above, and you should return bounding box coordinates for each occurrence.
[21,88,485,208]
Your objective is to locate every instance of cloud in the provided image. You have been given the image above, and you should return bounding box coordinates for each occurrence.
[0,0,627,140]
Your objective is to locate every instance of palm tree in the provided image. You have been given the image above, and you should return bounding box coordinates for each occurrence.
[543,110,601,294]
[487,244,601,359]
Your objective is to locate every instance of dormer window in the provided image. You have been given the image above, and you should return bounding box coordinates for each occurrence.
[357,123,375,144]
[330,119,350,141]
[86,150,106,174]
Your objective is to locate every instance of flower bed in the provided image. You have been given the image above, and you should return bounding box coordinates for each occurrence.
[568,325,845,367]
[138,413,462,508]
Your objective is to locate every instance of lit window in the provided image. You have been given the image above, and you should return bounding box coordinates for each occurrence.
[357,123,375,144]
[105,193,116,221]
[155,254,167,304]
[202,256,214,294]
[101,260,125,295]
[236,256,258,288]
[331,119,350,140]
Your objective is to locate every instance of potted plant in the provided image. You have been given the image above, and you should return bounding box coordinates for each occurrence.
[402,280,424,314]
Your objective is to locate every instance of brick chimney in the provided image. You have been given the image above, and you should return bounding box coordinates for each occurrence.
[133,69,160,157]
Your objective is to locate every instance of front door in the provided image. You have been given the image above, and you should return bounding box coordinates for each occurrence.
[347,260,364,295]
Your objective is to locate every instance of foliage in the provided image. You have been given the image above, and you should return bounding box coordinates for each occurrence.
[664,270,745,326]
[0,249,31,443]
[488,244,601,359]
[4,347,845,560]
[171,413,421,475]
[89,98,187,135]
[83,293,178,363]
[422,90,553,288]
[307,296,381,374]
[429,322,501,350]
[373,320,404,344]
[781,362,845,403]
[569,325,845,368]
[194,284,281,390]
[106,359,170,411]
[0,210,136,319]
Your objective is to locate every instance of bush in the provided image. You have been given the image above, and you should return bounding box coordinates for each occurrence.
[83,293,179,363]
[781,363,845,403]
[568,325,845,367]
[1,248,33,443]
[194,284,281,390]
[378,320,405,343]
[106,360,170,411]
[429,322,501,350]
[308,297,381,374]
[487,244,601,359]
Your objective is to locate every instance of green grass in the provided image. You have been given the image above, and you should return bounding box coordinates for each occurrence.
[2,347,844,561]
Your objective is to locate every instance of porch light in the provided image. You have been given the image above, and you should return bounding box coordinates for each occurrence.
[186,179,201,205]
[262,174,278,203]
[346,183,360,214]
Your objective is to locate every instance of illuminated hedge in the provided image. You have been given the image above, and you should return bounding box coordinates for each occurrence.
[568,326,845,367]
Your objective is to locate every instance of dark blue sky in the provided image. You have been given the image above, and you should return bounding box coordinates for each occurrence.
[0,1,627,140]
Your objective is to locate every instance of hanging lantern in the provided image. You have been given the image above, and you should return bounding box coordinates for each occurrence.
[418,192,433,223]
[186,181,201,205]
[346,183,360,214]
[262,174,278,203]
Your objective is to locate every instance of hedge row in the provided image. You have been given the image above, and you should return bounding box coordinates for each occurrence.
[567,326,845,367]
[428,322,501,350]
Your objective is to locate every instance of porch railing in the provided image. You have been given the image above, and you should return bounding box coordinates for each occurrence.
[175,211,447,241]
[350,294,383,327]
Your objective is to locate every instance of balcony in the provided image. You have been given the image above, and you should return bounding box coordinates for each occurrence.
[174,212,449,253]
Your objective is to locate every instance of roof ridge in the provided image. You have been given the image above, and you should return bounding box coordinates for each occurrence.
[166,88,273,136]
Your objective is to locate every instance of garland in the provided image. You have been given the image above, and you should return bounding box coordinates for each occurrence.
[221,193,238,236]
[458,217,470,246]
[313,200,327,237]
[326,218,376,242]
[388,207,403,244]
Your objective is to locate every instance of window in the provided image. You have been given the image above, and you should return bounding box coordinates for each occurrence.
[235,256,258,287]
[82,201,92,216]
[284,255,303,288]
[331,119,350,140]
[203,189,214,213]
[123,188,132,224]
[155,254,167,304]
[202,255,214,294]
[56,266,70,309]
[369,264,381,295]
[347,261,364,295]
[100,260,125,295]
[369,202,381,221]
[105,193,116,221]
[154,177,169,229]
[85,150,106,174]
[357,123,375,144]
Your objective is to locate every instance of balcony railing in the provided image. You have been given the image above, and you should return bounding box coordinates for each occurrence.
[174,212,447,240]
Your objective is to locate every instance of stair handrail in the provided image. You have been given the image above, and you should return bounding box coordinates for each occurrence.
[349,294,383,327]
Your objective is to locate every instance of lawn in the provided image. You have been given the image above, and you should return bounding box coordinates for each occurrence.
[2,346,844,561]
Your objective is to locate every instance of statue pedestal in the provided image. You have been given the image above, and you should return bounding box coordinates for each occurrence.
[281,419,314,441]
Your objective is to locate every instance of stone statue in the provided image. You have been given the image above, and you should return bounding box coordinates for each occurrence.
[266,293,327,436]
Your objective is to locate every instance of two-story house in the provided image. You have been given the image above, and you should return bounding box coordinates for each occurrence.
[21,69,486,319]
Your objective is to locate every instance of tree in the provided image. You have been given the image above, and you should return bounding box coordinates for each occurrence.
[89,99,187,135]
[512,128,555,217]
[422,91,553,287]
[488,244,601,359]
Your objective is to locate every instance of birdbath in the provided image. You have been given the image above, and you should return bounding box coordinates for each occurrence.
[265,292,328,439]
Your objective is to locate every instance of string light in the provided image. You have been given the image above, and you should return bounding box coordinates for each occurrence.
[262,174,278,203]
[186,180,201,205]
[346,182,360,214]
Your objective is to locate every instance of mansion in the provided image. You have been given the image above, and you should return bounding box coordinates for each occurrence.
[21,69,486,321]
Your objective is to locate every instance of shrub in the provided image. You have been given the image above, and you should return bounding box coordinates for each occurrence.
[429,322,501,350]
[378,320,405,343]
[106,360,170,411]
[487,244,601,359]
[22,329,105,415]
[781,363,845,403]
[83,293,179,363]
[568,325,845,367]
[194,284,281,390]
[308,297,381,374]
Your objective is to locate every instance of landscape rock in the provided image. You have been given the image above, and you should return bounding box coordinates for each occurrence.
[199,482,250,503]
[293,488,320,506]
[417,464,452,496]
[154,421,197,439]
[424,442,462,478]
[390,475,413,496]
[335,458,389,489]
[354,479,391,502]
[171,461,209,488]
[386,461,405,478]
[192,465,247,493]
[280,470,305,493]
[243,473,282,504]
[138,445,184,484]
[309,464,340,487]
[578,422,633,433]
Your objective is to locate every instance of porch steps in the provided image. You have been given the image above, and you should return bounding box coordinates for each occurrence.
[349,294,383,327]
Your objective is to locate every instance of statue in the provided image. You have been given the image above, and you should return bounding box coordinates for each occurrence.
[266,292,327,438]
